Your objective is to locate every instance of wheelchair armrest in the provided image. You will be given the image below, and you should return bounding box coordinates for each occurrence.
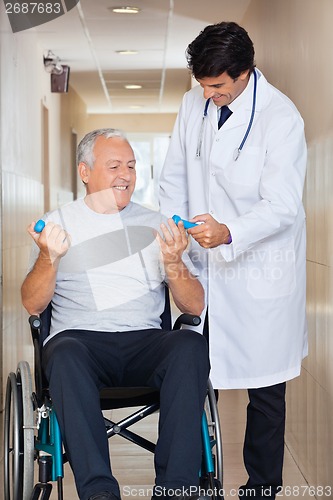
[172,313,201,331]
[28,314,47,406]
[29,315,41,341]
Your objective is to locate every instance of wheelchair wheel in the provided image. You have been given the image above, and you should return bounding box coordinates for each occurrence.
[205,379,223,484]
[200,379,223,499]
[4,361,35,500]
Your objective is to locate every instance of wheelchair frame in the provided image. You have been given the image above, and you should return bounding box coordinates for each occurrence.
[3,306,223,500]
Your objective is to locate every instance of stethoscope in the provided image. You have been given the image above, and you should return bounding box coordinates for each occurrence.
[196,69,258,160]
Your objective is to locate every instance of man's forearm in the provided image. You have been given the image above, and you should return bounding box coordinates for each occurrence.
[166,261,204,316]
[21,256,58,315]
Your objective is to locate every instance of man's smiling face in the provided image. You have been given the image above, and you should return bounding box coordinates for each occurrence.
[79,135,137,213]
[197,69,250,107]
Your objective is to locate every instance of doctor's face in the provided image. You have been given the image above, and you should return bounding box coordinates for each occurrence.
[79,135,136,214]
[197,70,250,107]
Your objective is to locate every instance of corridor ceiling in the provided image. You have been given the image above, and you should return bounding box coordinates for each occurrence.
[34,0,251,114]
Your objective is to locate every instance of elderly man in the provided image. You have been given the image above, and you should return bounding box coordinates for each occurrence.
[21,128,209,500]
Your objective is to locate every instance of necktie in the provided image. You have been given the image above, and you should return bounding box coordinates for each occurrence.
[218,106,232,129]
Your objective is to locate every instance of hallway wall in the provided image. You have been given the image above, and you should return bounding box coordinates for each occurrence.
[244,0,333,490]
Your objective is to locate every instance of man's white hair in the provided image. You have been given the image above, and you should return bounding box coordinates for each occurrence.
[77,128,127,168]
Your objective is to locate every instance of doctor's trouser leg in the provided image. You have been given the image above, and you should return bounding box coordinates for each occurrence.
[42,329,209,500]
[239,382,286,499]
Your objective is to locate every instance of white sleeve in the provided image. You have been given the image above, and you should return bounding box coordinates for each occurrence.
[159,94,190,220]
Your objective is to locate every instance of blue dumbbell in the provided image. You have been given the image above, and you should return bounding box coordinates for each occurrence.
[34,220,45,233]
[172,214,198,229]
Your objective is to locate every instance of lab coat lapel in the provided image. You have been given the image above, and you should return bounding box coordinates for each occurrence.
[221,107,248,132]
[206,100,219,131]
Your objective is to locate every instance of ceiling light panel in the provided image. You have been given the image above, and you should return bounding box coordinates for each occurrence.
[124,84,142,89]
[116,50,139,55]
[111,6,141,14]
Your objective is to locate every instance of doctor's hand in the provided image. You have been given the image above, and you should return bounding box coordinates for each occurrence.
[28,221,71,266]
[187,213,231,249]
[156,218,188,267]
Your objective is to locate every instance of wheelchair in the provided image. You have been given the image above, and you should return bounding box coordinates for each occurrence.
[3,294,223,500]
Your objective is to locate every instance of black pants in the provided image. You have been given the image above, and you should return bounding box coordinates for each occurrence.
[240,382,286,499]
[42,328,210,500]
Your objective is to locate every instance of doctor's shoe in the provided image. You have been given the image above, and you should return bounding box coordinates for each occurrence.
[88,492,120,500]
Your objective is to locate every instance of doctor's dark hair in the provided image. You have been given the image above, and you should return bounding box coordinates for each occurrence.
[77,128,127,169]
[186,22,255,80]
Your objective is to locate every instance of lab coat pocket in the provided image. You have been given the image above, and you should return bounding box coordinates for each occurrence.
[224,146,264,186]
[246,237,296,299]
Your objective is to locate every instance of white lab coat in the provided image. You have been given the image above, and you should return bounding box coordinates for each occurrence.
[159,70,308,389]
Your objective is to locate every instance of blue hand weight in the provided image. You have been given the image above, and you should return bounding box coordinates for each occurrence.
[172,214,198,229]
[34,220,45,233]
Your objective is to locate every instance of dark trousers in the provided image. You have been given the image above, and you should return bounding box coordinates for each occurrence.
[42,328,210,500]
[240,382,286,499]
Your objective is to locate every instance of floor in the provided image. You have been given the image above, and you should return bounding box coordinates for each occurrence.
[43,389,314,500]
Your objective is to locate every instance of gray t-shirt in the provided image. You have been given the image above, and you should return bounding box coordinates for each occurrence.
[28,199,194,343]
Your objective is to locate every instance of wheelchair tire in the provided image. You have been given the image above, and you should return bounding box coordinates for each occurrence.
[205,380,223,485]
[3,362,35,500]
[17,361,35,499]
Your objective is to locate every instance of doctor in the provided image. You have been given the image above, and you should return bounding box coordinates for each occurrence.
[159,22,307,500]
